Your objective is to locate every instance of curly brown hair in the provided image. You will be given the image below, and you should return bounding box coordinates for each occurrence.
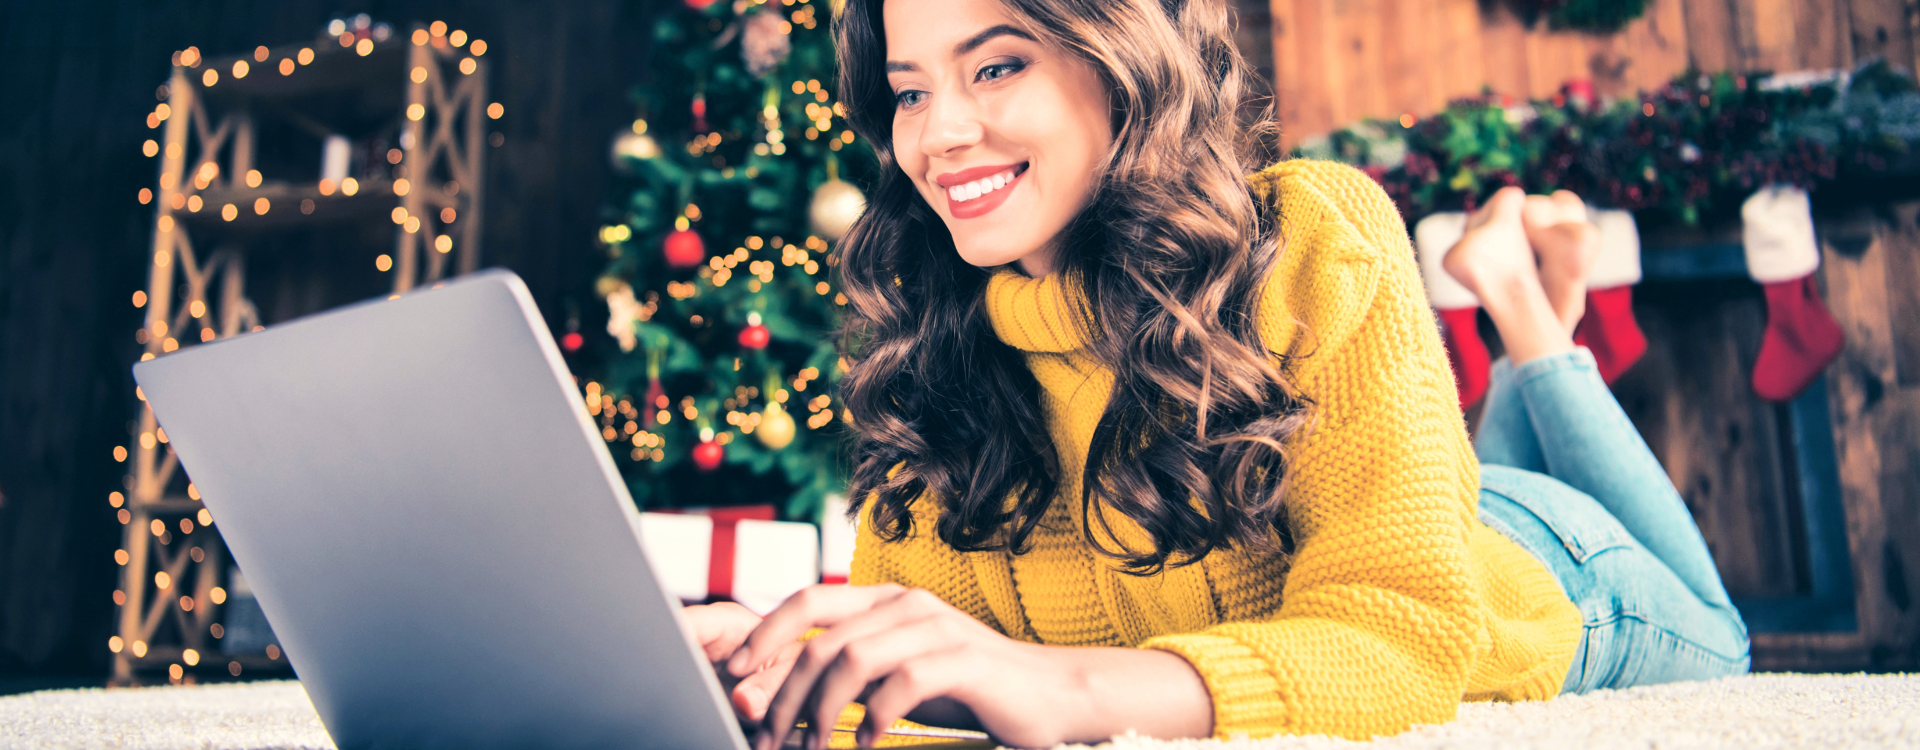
[832,0,1311,573]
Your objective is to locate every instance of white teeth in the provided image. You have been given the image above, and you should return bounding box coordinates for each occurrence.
[947,168,1019,203]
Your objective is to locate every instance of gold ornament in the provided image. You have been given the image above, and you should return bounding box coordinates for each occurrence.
[611,130,660,166]
[809,159,866,242]
[756,401,796,450]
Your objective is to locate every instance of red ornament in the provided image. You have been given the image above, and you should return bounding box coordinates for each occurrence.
[663,229,706,268]
[737,311,770,349]
[560,332,584,352]
[691,93,709,134]
[691,439,724,472]
[685,0,719,7]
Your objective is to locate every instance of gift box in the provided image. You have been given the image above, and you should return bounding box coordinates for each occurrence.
[636,506,819,614]
[819,494,856,585]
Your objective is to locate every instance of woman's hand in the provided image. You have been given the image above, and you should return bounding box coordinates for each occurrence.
[725,584,1214,749]
[682,602,806,722]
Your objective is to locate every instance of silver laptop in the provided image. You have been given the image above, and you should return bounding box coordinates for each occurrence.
[134,270,749,750]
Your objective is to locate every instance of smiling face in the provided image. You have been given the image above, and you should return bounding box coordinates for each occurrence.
[883,0,1114,276]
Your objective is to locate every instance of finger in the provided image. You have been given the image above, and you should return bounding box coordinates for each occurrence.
[758,591,941,748]
[802,616,960,750]
[686,602,761,662]
[732,640,804,721]
[857,648,974,748]
[729,583,903,676]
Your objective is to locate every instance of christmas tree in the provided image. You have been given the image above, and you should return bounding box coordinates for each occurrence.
[590,0,869,522]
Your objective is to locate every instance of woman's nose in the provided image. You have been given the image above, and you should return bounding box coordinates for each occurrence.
[918,93,985,157]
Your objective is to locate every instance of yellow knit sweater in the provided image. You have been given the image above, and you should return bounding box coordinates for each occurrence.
[849,159,1583,740]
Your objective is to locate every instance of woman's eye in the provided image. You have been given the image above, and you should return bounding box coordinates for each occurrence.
[894,90,926,109]
[977,61,1025,82]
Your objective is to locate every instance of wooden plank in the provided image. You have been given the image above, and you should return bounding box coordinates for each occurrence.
[1870,388,1920,667]
[1273,0,1339,147]
[1376,0,1440,122]
[1480,4,1533,98]
[1815,208,1900,667]
[1267,0,1306,147]
[1867,202,1920,668]
[1847,0,1917,75]
[1884,203,1920,386]
[1331,0,1386,125]
[1626,0,1693,94]
[1790,0,1853,69]
[1742,0,1804,72]
[1437,0,1489,106]
[1681,0,1744,73]
[1521,28,1589,99]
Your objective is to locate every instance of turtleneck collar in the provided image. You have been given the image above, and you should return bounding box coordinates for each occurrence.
[983,268,1093,354]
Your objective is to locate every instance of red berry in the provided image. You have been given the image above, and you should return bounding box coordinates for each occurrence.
[663,229,706,268]
[737,324,770,350]
[560,332,584,352]
[691,440,724,472]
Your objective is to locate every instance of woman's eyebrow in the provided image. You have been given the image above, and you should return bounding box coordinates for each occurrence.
[885,24,1038,73]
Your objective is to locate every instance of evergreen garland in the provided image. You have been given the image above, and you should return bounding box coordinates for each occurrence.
[1297,62,1920,227]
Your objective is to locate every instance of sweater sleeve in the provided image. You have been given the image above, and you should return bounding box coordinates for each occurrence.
[1140,160,1487,740]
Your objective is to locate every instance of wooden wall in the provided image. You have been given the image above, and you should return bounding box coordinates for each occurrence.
[1761,202,1920,671]
[1261,0,1920,147]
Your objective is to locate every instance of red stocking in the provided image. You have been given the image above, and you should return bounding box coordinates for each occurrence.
[1752,275,1845,402]
[1438,307,1489,409]
[1572,285,1647,384]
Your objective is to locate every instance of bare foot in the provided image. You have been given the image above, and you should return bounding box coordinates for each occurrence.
[1521,190,1599,334]
[1442,186,1536,302]
[1443,186,1575,365]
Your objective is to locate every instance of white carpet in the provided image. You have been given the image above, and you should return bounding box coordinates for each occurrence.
[2,673,1916,749]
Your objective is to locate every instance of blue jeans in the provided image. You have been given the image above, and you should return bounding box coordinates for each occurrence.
[1473,348,1751,694]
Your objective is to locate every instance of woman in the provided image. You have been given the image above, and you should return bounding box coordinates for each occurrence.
[685,0,1750,747]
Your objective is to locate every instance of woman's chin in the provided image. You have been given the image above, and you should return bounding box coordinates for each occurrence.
[951,239,1045,271]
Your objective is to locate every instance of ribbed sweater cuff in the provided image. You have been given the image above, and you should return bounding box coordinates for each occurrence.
[1141,632,1289,738]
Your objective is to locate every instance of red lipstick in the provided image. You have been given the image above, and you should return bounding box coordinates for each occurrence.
[937,162,1027,220]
